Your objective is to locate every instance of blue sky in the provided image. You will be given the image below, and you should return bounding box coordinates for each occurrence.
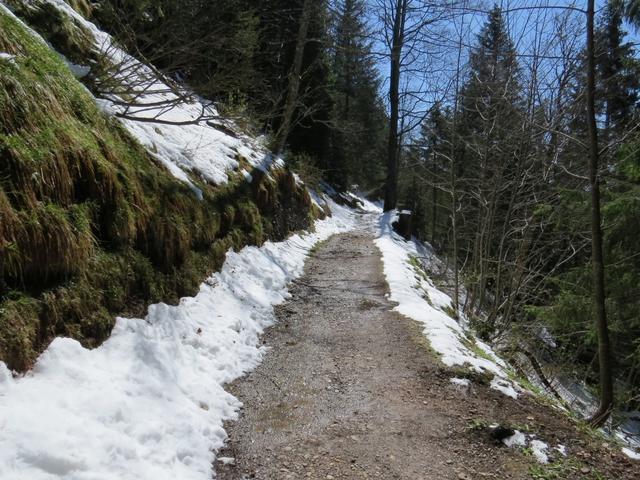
[366,0,639,136]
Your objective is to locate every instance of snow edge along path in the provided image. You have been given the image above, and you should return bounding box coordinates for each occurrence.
[0,200,357,480]
[374,211,522,400]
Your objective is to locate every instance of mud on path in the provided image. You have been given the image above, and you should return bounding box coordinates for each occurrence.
[216,230,640,480]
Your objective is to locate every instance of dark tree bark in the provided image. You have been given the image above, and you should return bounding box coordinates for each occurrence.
[275,0,312,154]
[383,0,407,212]
[586,0,614,428]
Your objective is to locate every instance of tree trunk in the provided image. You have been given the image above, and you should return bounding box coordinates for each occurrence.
[275,0,312,155]
[431,177,438,244]
[586,0,614,428]
[448,5,466,317]
[383,0,407,212]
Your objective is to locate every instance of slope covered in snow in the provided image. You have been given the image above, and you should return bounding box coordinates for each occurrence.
[375,211,522,399]
[0,201,357,480]
[11,0,270,190]
[374,210,640,460]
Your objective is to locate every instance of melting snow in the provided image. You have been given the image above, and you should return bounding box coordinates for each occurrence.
[450,377,471,387]
[503,430,527,448]
[37,0,275,188]
[0,200,357,480]
[0,51,16,63]
[623,447,640,460]
[490,377,519,399]
[530,440,550,464]
[503,431,556,464]
[375,211,520,398]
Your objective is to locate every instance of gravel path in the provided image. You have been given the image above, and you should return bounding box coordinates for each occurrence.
[215,230,640,480]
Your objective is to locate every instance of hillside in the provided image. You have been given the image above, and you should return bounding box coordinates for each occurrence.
[0,0,321,372]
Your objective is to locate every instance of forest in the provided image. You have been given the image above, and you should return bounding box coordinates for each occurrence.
[87,0,640,426]
[2,0,640,477]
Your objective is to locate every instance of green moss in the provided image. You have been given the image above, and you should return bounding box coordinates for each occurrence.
[0,295,40,371]
[449,365,495,385]
[63,0,93,18]
[5,0,95,65]
[0,9,318,371]
[460,332,496,363]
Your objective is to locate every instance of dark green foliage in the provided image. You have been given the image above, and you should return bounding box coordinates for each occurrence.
[399,104,451,250]
[329,0,387,190]
[90,0,385,192]
[595,2,640,135]
[534,138,640,409]
[92,0,260,109]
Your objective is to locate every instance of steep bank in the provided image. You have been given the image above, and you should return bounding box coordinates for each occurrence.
[0,1,322,371]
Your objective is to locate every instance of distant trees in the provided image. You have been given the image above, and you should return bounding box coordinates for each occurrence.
[395,1,640,425]
[595,2,640,137]
[330,0,387,190]
[93,0,386,189]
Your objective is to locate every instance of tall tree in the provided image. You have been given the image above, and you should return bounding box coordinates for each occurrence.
[383,0,407,211]
[455,5,523,319]
[275,0,312,154]
[586,0,614,428]
[331,0,387,189]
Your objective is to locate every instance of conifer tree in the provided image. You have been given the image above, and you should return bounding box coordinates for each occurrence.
[331,0,387,189]
[455,5,524,318]
[595,2,640,137]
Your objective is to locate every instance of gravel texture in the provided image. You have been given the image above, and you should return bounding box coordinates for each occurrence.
[216,230,640,479]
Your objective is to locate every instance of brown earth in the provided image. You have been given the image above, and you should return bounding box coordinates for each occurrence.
[216,230,640,479]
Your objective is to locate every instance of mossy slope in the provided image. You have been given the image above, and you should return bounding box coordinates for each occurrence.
[0,8,320,371]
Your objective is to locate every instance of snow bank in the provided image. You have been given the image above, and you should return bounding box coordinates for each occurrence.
[0,200,356,480]
[374,211,520,398]
[38,0,274,189]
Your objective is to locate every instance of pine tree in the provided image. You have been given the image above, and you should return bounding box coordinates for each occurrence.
[595,2,640,137]
[330,0,386,190]
[455,5,524,320]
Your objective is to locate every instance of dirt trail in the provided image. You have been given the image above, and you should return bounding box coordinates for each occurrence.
[216,230,639,480]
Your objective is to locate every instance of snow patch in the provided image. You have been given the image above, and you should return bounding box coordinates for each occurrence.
[0,51,16,63]
[38,0,276,188]
[503,430,527,448]
[623,447,640,460]
[449,377,470,387]
[0,199,357,480]
[374,211,520,398]
[490,377,519,399]
[503,431,557,464]
[530,439,549,464]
